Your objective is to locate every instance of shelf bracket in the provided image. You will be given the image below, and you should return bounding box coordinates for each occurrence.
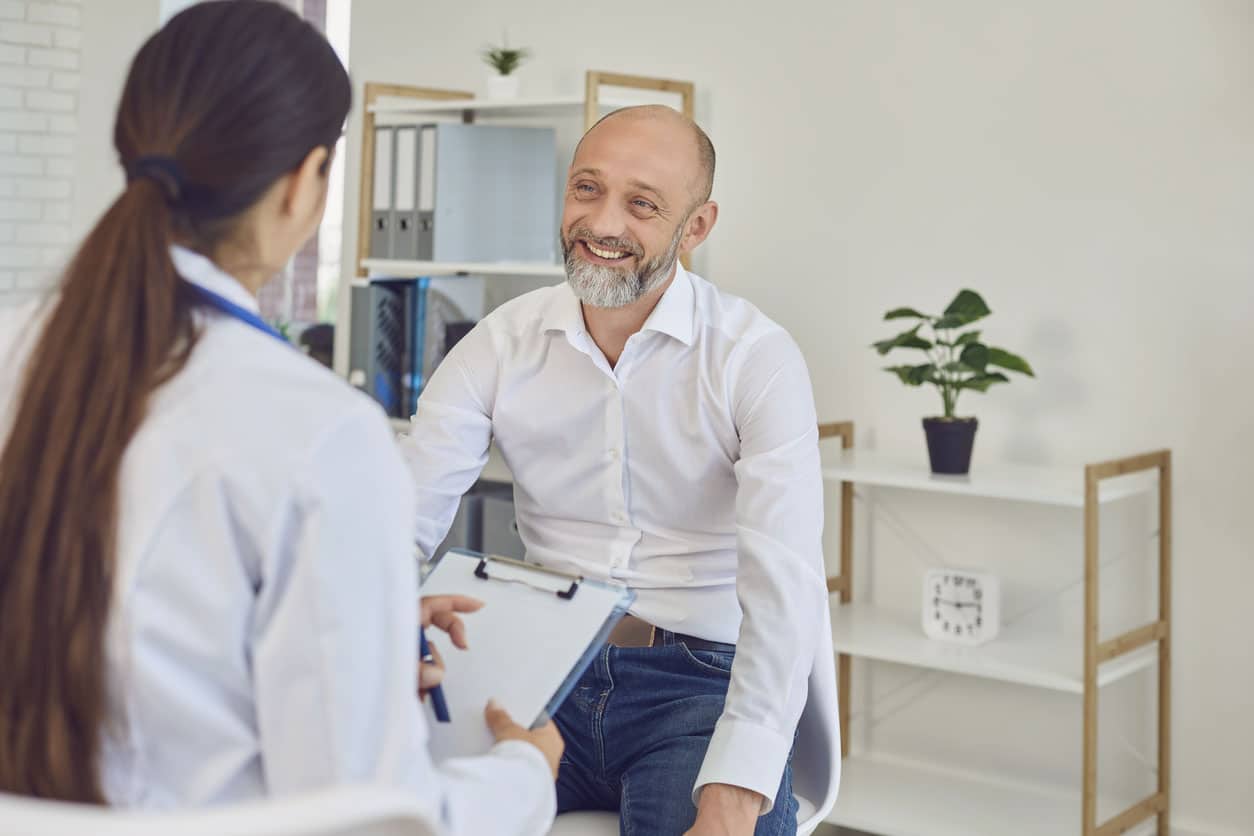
[1095,791,1166,836]
[1097,620,1167,664]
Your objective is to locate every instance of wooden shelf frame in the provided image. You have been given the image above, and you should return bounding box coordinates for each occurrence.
[819,422,1172,835]
[1083,450,1172,836]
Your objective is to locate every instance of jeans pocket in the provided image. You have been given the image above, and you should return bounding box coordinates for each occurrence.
[676,643,735,677]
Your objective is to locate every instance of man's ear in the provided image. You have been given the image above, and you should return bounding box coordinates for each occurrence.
[680,201,719,256]
[282,145,331,220]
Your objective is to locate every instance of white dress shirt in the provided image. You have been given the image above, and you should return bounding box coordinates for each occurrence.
[400,264,828,812]
[0,247,554,834]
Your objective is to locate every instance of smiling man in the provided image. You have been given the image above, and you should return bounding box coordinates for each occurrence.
[400,106,829,836]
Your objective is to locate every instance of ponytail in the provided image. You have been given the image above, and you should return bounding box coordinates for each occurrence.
[0,177,195,803]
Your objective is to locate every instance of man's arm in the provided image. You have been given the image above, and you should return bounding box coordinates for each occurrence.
[692,329,827,825]
[397,321,499,558]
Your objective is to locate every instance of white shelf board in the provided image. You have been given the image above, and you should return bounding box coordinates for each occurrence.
[368,94,637,118]
[828,754,1155,836]
[830,602,1156,694]
[822,449,1157,507]
[359,258,565,279]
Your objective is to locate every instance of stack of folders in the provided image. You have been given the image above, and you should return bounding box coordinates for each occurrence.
[348,277,485,418]
[370,122,558,264]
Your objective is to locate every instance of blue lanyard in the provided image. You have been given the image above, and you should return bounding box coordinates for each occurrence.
[186,283,288,345]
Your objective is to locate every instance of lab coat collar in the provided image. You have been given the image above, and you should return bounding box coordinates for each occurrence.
[170,245,260,314]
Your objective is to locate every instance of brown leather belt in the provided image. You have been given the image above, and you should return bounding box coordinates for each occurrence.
[607,614,736,654]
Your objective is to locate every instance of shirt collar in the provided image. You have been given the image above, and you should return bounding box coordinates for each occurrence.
[170,244,259,314]
[640,263,695,346]
[541,262,696,347]
[540,280,587,336]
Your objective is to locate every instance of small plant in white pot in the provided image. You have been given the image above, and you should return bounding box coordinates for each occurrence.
[481,40,529,99]
[872,289,1035,475]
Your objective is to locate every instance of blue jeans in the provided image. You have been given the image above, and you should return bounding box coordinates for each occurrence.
[554,637,798,836]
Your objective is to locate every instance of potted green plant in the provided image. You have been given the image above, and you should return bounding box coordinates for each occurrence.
[872,289,1034,475]
[481,39,530,100]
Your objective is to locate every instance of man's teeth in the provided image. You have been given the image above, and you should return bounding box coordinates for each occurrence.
[587,243,628,260]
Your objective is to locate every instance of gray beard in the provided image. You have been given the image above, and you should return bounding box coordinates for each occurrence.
[563,222,685,309]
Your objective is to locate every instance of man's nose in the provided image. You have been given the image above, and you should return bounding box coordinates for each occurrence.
[578,199,631,243]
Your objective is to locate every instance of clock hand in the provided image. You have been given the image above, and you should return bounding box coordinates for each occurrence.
[935,599,980,608]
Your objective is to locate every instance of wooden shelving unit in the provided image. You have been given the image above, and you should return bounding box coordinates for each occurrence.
[819,422,1172,836]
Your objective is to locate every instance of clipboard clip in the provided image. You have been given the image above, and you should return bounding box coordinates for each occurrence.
[474,554,581,600]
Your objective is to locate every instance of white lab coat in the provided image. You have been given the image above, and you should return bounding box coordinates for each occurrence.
[0,246,554,834]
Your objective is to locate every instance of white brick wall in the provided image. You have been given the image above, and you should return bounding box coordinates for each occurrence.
[0,0,77,305]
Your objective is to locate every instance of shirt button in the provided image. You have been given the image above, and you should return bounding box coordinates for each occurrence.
[607,449,620,461]
[612,511,628,525]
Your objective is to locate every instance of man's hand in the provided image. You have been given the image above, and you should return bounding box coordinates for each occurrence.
[683,783,763,836]
[417,595,482,699]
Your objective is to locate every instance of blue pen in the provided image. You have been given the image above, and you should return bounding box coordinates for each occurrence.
[420,627,450,723]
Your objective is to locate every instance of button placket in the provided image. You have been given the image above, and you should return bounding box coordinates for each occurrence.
[604,382,631,532]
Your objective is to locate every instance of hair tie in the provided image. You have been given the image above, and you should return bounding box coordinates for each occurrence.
[126,155,186,203]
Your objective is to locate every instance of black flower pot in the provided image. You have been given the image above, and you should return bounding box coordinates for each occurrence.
[922,417,978,475]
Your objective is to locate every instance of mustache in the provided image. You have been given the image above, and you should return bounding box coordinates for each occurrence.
[564,227,644,258]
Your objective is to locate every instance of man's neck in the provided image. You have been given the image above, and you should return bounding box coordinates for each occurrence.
[582,265,677,369]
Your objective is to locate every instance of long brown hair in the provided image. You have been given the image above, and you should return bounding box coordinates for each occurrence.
[0,1,349,803]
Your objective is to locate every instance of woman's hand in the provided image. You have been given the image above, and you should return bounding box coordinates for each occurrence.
[417,595,483,699]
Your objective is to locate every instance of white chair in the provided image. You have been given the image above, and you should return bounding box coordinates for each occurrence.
[0,784,444,836]
[549,607,842,836]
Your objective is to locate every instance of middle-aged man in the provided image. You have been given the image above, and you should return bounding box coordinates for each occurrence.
[401,105,830,835]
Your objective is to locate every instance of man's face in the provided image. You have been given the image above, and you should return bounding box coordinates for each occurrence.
[560,115,699,309]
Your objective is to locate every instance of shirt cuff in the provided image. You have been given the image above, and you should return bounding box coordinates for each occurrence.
[693,717,794,815]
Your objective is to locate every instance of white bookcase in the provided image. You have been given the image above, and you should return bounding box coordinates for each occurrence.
[818,422,1172,836]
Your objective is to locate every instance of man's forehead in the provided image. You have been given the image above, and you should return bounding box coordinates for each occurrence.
[570,121,698,197]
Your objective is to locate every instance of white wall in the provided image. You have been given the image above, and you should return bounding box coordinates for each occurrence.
[72,0,158,241]
[0,0,82,305]
[0,0,157,308]
[343,1,1254,833]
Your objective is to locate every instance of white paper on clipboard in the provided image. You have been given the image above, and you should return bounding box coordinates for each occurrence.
[418,549,634,762]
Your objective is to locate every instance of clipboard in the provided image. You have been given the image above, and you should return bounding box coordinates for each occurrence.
[418,549,635,762]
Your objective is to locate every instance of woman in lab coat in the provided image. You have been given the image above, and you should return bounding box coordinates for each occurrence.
[0,2,561,832]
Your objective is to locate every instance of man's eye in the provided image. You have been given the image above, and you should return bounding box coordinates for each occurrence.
[632,199,656,211]
[575,183,597,194]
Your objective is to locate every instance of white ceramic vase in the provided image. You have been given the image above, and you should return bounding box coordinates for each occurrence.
[486,74,520,99]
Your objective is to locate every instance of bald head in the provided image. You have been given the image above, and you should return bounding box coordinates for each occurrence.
[580,105,716,206]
